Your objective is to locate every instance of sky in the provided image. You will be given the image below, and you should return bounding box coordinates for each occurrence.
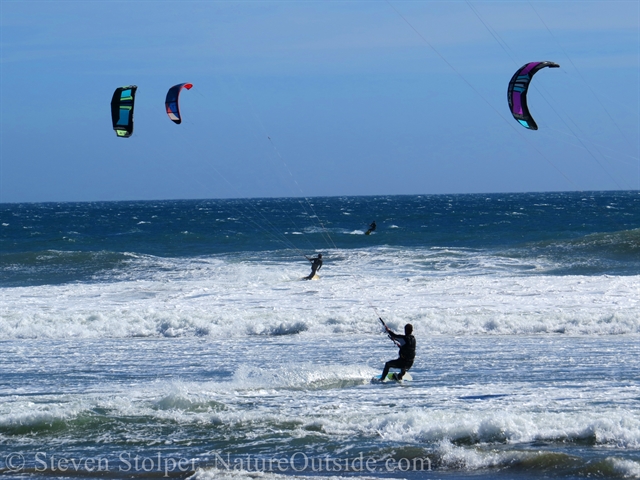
[1,0,638,203]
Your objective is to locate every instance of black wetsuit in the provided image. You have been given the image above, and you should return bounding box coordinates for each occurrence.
[366,221,376,235]
[307,256,322,279]
[381,330,415,380]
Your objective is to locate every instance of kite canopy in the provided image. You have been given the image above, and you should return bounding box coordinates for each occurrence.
[507,62,559,130]
[110,85,137,138]
[165,83,193,124]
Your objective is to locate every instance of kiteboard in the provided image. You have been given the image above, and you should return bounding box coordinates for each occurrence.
[301,274,320,281]
[371,372,412,384]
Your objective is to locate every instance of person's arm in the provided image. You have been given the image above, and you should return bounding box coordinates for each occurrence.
[378,319,399,347]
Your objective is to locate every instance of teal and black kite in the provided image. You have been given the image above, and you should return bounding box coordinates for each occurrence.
[110,85,137,138]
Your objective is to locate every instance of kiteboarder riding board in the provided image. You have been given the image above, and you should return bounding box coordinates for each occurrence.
[365,221,376,235]
[371,372,412,384]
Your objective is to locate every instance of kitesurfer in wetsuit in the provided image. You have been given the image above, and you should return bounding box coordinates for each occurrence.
[380,321,415,380]
[365,221,376,235]
[305,254,322,280]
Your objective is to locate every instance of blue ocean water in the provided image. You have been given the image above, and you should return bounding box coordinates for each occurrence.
[2,191,639,288]
[1,191,639,479]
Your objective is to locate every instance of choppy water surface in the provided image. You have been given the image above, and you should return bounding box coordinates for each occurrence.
[1,192,639,479]
[2,336,640,479]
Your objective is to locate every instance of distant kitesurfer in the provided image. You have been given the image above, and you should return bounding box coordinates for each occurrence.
[305,254,322,280]
[365,221,376,235]
[379,319,415,381]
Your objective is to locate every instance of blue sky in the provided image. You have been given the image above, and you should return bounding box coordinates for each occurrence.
[1,0,638,202]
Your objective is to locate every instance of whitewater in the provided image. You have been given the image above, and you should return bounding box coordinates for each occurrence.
[1,249,638,339]
[1,192,639,479]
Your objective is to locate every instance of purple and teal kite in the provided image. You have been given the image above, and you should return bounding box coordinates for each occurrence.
[508,62,559,130]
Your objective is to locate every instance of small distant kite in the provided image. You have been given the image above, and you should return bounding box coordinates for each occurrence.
[110,85,137,138]
[507,62,559,130]
[165,83,193,124]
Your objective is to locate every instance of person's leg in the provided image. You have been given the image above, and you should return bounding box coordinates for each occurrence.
[380,361,392,380]
[397,360,413,380]
[381,359,402,380]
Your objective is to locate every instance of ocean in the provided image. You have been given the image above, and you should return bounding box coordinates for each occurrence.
[1,191,639,479]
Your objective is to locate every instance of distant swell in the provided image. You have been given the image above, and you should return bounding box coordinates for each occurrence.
[510,228,640,275]
[0,249,132,287]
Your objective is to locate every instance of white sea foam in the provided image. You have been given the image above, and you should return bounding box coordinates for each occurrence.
[1,248,637,339]
[3,351,640,447]
[189,469,382,480]
[607,457,640,478]
[2,331,640,478]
